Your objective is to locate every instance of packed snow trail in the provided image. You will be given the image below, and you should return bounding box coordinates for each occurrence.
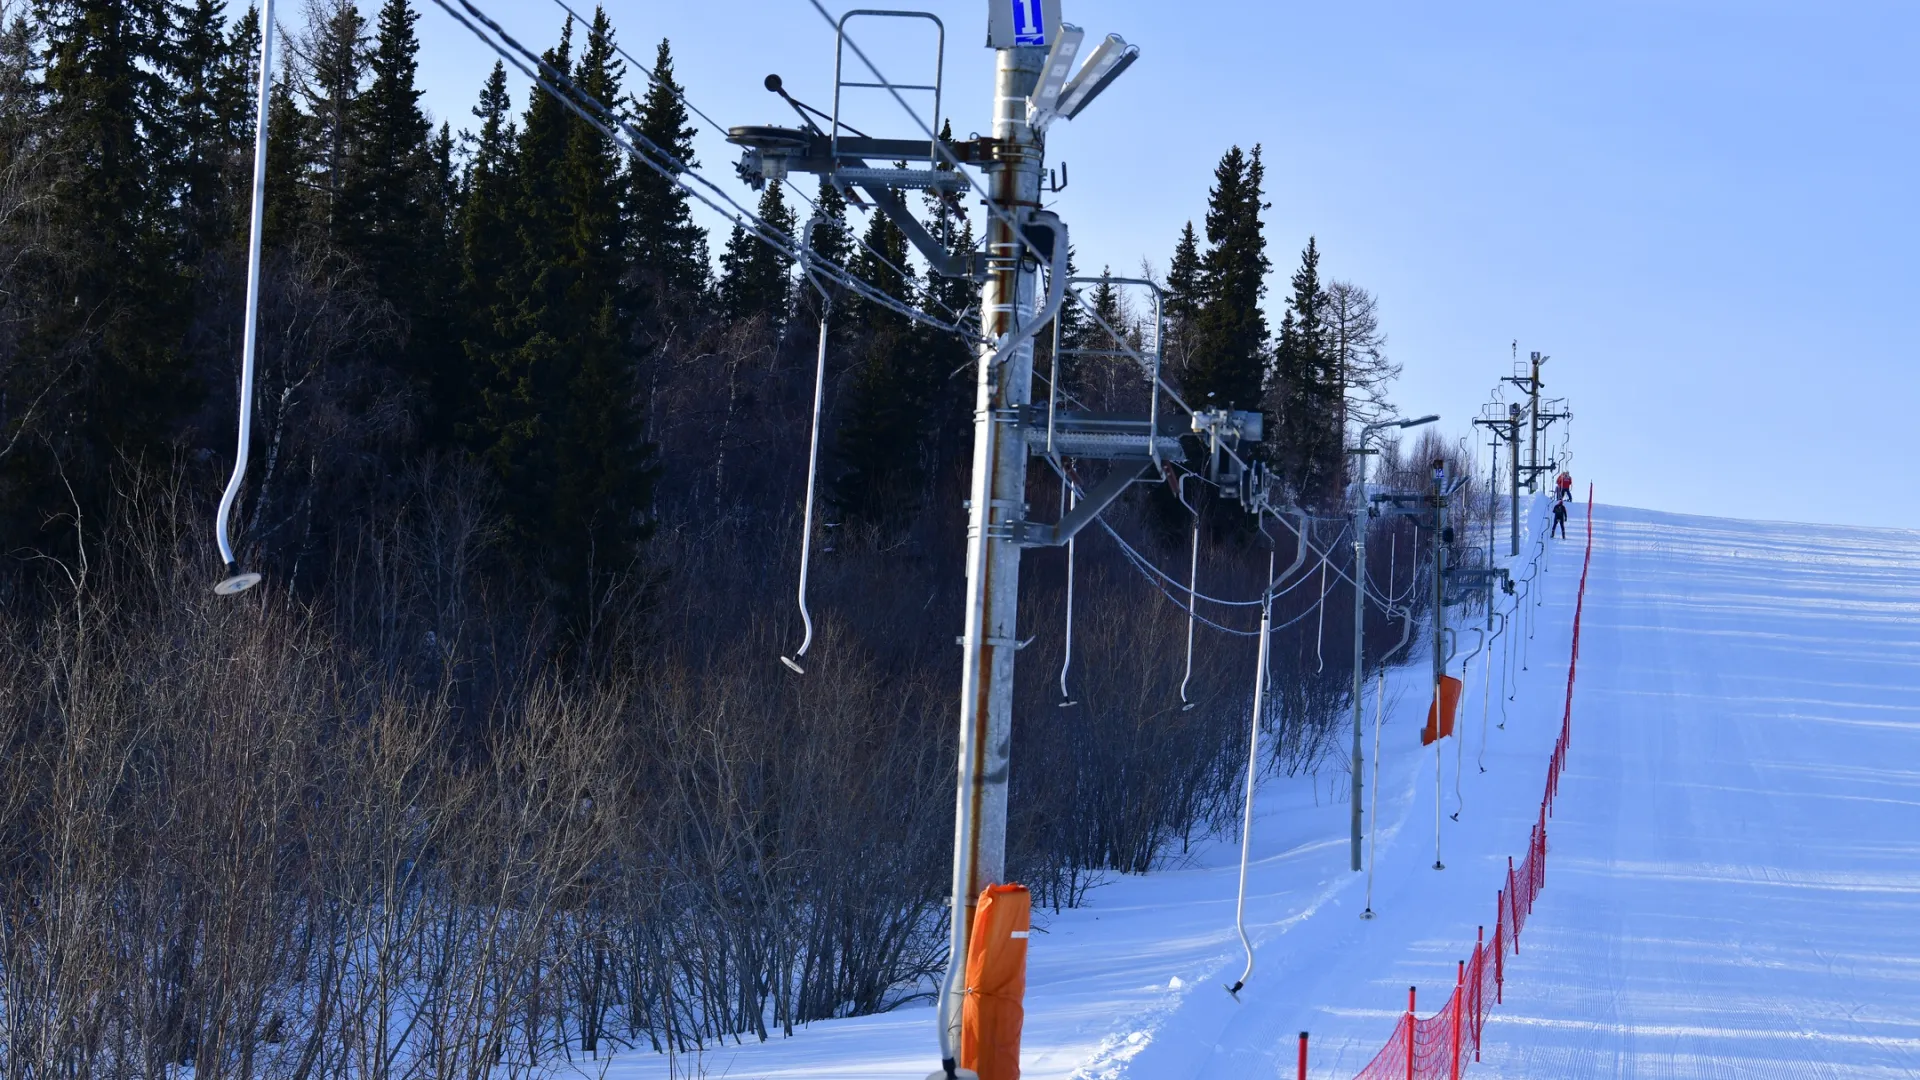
[1473,505,1920,1078]
[585,500,1920,1078]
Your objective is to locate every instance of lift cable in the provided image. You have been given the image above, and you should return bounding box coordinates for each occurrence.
[430,0,981,342]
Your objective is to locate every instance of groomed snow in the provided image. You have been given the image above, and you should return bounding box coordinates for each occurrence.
[580,499,1920,1079]
[1473,505,1920,1079]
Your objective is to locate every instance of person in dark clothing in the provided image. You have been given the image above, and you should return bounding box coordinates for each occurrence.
[1551,499,1569,538]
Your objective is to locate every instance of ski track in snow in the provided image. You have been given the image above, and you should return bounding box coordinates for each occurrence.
[574,501,1920,1079]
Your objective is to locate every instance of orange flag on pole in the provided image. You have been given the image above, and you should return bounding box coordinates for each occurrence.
[1422,675,1464,746]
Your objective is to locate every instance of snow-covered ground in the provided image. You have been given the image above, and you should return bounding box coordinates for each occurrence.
[582,499,1920,1079]
[1474,506,1920,1078]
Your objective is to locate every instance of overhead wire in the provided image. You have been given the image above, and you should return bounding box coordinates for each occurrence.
[546,0,733,140]
[542,0,985,334]
[429,0,980,342]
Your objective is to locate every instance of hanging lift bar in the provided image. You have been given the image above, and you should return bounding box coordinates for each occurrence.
[780,215,833,674]
[212,0,276,596]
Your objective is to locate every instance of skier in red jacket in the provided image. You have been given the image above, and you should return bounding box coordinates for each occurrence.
[1555,470,1573,503]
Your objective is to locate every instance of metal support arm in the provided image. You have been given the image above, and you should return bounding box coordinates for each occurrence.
[1016,463,1150,547]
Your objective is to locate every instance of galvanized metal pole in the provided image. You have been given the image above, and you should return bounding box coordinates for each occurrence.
[1508,404,1521,557]
[1349,446,1368,872]
[1527,352,1542,493]
[938,41,1045,1074]
[1431,459,1448,871]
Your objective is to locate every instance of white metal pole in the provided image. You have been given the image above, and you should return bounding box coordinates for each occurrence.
[213,0,275,596]
[1349,439,1368,872]
[1059,484,1076,704]
[782,218,829,673]
[1179,517,1198,708]
[1227,555,1274,995]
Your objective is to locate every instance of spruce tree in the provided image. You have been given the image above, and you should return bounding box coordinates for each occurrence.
[173,0,245,258]
[26,0,194,499]
[340,0,431,304]
[921,214,974,323]
[809,178,852,269]
[832,208,931,524]
[848,207,912,325]
[474,12,650,613]
[1164,221,1202,378]
[802,177,851,323]
[1186,145,1269,412]
[455,60,515,397]
[339,0,466,438]
[261,60,310,243]
[628,38,707,299]
[1034,244,1078,396]
[475,21,573,548]
[1271,237,1341,504]
[717,183,794,324]
[1072,268,1128,408]
[304,0,365,231]
[915,199,976,483]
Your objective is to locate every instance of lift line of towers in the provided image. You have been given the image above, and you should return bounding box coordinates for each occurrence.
[204,2,1572,1076]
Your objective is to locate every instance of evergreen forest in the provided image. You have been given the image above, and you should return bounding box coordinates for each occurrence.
[0,2,1483,1074]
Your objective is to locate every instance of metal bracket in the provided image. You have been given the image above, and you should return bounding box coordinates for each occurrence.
[956,635,1035,650]
[1444,566,1512,606]
[1009,463,1151,547]
[1022,407,1183,462]
[848,174,976,278]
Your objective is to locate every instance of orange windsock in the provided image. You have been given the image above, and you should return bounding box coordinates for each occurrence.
[1422,675,1464,746]
[960,883,1031,1080]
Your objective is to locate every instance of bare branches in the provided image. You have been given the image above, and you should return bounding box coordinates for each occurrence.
[1324,279,1400,429]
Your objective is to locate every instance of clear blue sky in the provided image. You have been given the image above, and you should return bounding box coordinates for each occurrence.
[402,0,1920,528]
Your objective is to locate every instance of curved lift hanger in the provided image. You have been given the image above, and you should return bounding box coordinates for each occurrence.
[1176,473,1199,710]
[780,216,833,674]
[1226,508,1311,996]
[1361,601,1417,920]
[213,0,276,597]
[1450,625,1485,820]
[1226,552,1274,999]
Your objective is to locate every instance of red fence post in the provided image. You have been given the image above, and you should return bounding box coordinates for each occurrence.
[1405,986,1416,1080]
[1297,1031,1308,1080]
[1536,816,1546,893]
[1494,915,1503,1004]
[1450,960,1464,1080]
[1474,926,1485,1059]
[1507,858,1519,953]
[1539,822,1548,891]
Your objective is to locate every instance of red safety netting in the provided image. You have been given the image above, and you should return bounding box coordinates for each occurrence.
[1337,487,1594,1080]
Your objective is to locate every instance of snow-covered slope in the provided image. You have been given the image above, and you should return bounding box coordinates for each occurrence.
[588,501,1920,1079]
[1473,507,1920,1078]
